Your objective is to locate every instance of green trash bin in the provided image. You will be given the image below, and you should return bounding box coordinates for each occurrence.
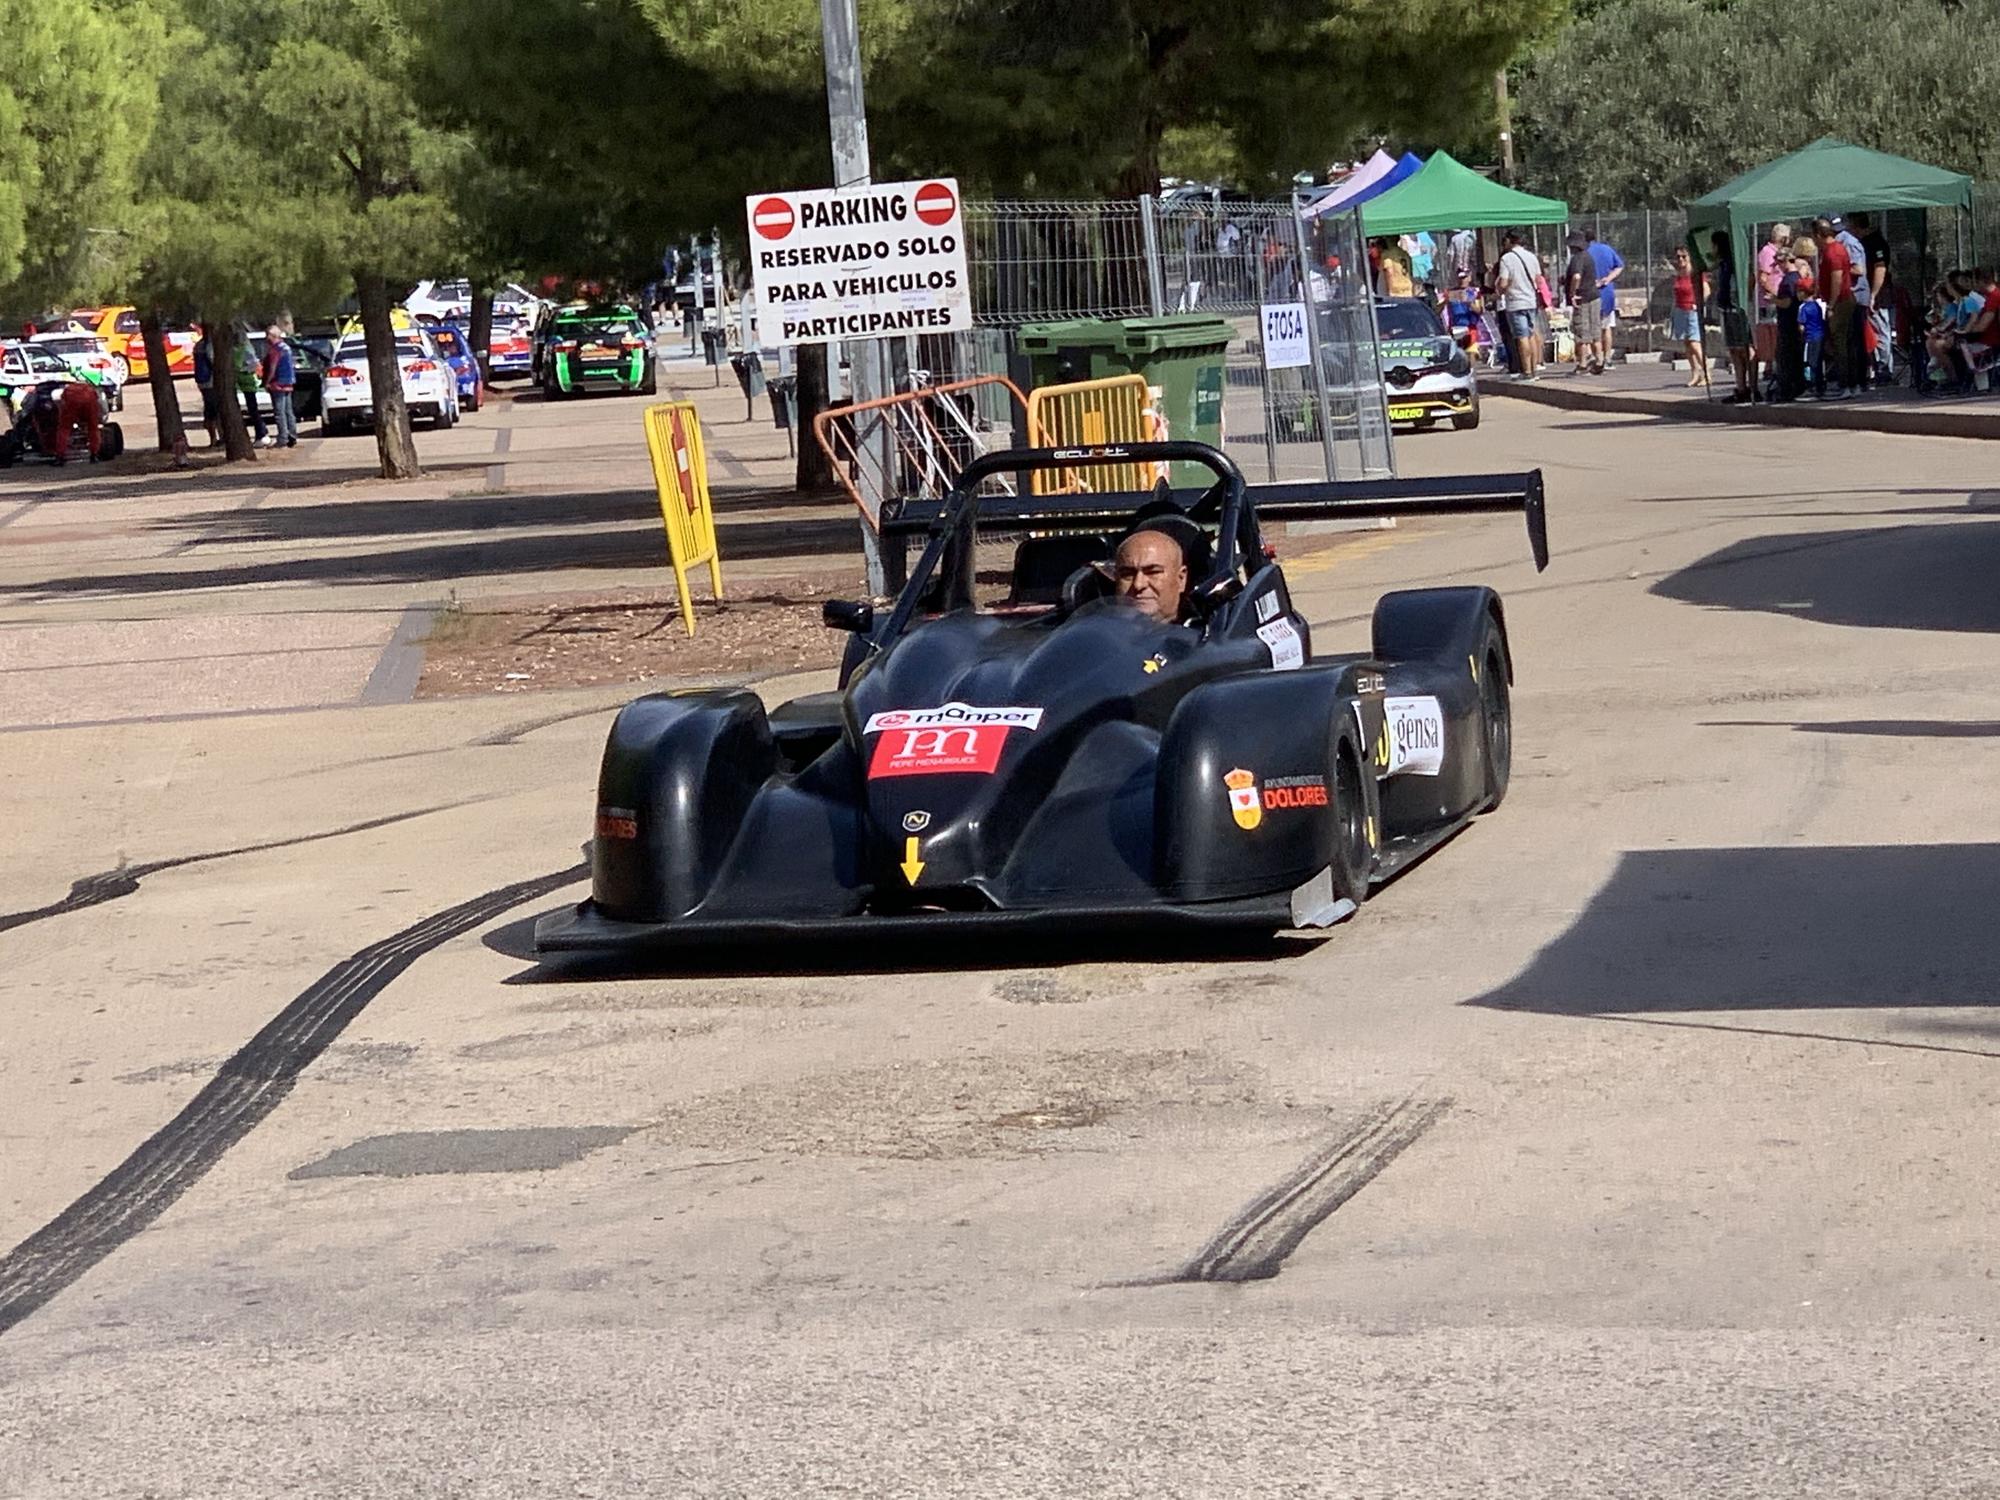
[1015,315,1232,487]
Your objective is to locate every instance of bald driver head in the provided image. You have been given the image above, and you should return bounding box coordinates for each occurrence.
[1111,529,1188,622]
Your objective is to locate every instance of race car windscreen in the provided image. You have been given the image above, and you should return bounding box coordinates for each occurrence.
[561,316,641,347]
[1375,300,1445,340]
[38,338,96,358]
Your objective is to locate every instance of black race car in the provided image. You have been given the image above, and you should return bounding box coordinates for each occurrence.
[536,442,1547,954]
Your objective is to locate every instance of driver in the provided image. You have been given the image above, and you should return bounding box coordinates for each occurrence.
[1110,526,1189,623]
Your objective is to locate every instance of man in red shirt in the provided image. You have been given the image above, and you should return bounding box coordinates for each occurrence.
[1812,214,1857,397]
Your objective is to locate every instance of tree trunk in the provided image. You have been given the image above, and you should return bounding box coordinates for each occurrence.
[356,270,421,479]
[794,342,834,490]
[209,322,257,462]
[469,283,495,379]
[139,312,186,452]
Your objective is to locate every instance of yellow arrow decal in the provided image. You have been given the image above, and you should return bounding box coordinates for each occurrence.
[900,835,925,884]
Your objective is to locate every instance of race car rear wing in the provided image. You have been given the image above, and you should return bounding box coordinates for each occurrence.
[878,443,1548,574]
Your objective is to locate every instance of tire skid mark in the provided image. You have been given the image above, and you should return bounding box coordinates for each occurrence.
[1155,1094,1452,1285]
[0,800,490,936]
[0,862,588,1335]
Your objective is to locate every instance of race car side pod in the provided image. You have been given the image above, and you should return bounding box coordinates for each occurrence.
[1243,470,1548,572]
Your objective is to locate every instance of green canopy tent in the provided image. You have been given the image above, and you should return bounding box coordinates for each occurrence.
[1359,151,1569,236]
[1687,137,1974,307]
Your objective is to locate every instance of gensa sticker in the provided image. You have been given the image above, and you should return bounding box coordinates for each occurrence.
[1256,617,1304,671]
[1384,695,1445,777]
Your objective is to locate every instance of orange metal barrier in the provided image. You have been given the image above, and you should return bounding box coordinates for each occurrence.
[642,401,724,635]
[813,375,1039,528]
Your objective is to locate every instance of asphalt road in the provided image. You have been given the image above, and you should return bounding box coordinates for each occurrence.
[2,397,1999,1495]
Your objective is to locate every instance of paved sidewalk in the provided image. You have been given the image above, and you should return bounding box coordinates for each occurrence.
[1485,357,2000,440]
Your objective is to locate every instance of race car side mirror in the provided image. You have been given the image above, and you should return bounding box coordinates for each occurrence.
[823,599,873,633]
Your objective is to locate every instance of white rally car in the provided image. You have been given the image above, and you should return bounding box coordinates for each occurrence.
[29,332,126,410]
[320,329,460,435]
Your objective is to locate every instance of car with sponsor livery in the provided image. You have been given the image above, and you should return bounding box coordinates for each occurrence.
[319,328,460,434]
[425,322,485,411]
[534,303,655,399]
[406,279,543,326]
[536,440,1546,955]
[0,340,93,419]
[1375,296,1478,431]
[28,332,125,409]
[486,318,534,380]
[62,305,198,381]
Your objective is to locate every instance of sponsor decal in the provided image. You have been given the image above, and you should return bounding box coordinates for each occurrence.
[864,702,1043,734]
[1354,671,1386,695]
[1384,695,1446,777]
[1255,592,1281,623]
[870,725,1012,778]
[1261,774,1329,811]
[595,806,638,840]
[902,809,932,832]
[1223,767,1262,830]
[1256,617,1304,671]
[1141,651,1168,675]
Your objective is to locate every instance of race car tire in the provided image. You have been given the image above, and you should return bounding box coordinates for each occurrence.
[95,423,124,462]
[0,432,19,468]
[111,354,130,384]
[1476,615,1511,811]
[323,412,346,436]
[638,363,658,397]
[1329,736,1371,905]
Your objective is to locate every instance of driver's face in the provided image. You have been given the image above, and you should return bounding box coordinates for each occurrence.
[1112,531,1187,622]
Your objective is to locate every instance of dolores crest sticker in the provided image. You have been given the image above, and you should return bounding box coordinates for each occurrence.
[1223,767,1262,830]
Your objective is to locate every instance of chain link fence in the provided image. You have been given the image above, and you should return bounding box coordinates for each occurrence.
[919,197,1395,482]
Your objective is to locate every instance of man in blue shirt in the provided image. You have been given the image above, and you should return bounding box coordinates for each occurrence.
[1586,231,1624,372]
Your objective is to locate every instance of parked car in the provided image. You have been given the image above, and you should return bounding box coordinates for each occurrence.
[319,329,460,434]
[27,332,124,410]
[0,341,90,419]
[245,330,334,423]
[62,306,198,381]
[406,279,544,326]
[426,322,484,412]
[535,303,656,398]
[486,318,534,380]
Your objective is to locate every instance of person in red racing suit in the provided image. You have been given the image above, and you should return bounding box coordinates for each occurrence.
[50,380,102,462]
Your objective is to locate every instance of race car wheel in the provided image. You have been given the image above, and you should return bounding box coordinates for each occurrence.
[1477,620,1512,811]
[1451,403,1481,431]
[95,423,124,461]
[1329,739,1372,906]
[111,354,130,384]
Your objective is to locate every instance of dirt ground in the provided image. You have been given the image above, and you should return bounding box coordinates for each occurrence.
[415,577,850,697]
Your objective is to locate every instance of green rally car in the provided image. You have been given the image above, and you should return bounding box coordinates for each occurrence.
[537,304,657,399]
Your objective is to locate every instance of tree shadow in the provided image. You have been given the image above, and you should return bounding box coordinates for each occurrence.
[1470,845,2000,1016]
[3,515,862,599]
[1649,521,2000,633]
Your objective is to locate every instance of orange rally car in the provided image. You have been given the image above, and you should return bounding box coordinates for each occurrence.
[64,306,199,381]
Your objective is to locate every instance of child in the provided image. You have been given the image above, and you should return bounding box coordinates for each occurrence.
[1799,282,1827,399]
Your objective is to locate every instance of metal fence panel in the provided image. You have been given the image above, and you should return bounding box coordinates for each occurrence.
[949,197,1394,483]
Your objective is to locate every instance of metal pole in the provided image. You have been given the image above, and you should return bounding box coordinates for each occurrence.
[711,224,724,389]
[1139,194,1168,316]
[1289,204,1343,484]
[1254,234,1276,482]
[1494,72,1515,181]
[822,0,888,593]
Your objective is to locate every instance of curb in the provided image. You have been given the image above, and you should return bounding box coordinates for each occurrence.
[1484,377,2000,441]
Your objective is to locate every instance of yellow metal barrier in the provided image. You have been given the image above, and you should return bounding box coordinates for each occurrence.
[643,401,724,635]
[1024,374,1156,493]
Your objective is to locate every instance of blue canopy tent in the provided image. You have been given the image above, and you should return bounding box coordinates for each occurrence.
[1304,152,1423,220]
